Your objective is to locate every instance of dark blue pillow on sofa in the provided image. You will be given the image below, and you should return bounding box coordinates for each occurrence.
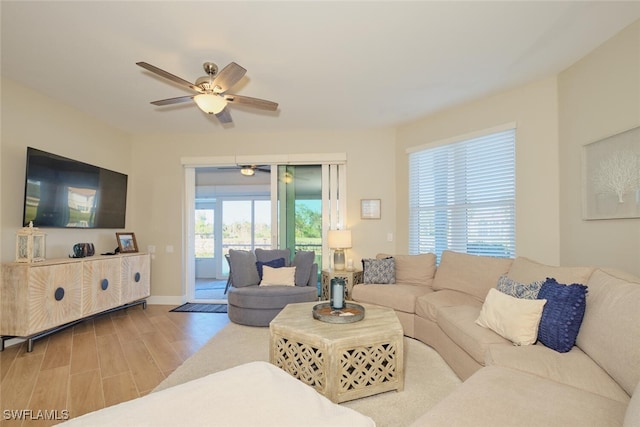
[536,277,588,353]
[256,258,286,280]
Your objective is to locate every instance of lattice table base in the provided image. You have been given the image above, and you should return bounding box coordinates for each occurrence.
[270,302,404,403]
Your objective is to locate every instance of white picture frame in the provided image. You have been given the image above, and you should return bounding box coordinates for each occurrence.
[582,126,640,220]
[361,199,381,220]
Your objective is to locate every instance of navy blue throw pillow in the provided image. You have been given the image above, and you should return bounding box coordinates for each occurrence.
[256,258,286,280]
[536,278,588,353]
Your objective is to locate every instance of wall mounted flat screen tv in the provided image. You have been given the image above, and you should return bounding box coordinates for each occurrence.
[23,147,128,228]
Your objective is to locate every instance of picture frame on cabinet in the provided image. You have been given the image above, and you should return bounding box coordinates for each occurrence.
[116,232,138,253]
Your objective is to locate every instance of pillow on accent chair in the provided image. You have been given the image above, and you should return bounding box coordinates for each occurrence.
[256,258,286,280]
[259,266,296,286]
[362,257,395,284]
[536,278,588,353]
[476,288,547,346]
[228,249,260,287]
[496,275,544,299]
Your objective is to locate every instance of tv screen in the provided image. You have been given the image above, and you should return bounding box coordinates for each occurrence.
[23,147,128,228]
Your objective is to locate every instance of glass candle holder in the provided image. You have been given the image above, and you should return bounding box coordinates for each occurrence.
[330,277,345,310]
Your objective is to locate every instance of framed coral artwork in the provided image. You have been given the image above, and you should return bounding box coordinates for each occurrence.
[582,126,640,220]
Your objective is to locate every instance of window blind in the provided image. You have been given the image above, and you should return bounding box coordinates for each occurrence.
[409,128,516,261]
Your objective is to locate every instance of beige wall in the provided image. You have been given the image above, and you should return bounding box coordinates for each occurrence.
[558,20,640,276]
[129,129,397,298]
[2,19,638,300]
[395,77,561,265]
[1,78,133,261]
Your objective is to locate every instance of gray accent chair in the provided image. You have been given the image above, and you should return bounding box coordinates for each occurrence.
[227,248,318,326]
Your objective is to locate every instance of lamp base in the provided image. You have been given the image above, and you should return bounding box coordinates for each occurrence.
[333,249,346,271]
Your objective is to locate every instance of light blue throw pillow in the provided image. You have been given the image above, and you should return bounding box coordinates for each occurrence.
[496,275,543,299]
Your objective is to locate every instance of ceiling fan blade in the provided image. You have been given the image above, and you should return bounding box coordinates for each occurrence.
[212,62,246,93]
[150,95,194,106]
[136,62,202,93]
[215,107,233,124]
[224,94,278,111]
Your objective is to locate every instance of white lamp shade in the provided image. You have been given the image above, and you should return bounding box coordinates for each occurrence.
[194,94,226,114]
[327,229,352,249]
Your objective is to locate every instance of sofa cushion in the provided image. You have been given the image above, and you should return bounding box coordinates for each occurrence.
[377,253,436,287]
[496,275,543,299]
[412,366,628,427]
[507,256,594,285]
[437,305,510,364]
[577,269,640,396]
[624,381,640,427]
[362,257,395,284]
[415,289,481,322]
[292,251,315,286]
[260,266,296,286]
[432,251,513,301]
[228,249,260,287]
[476,288,546,346]
[351,284,432,313]
[485,343,630,403]
[256,258,286,280]
[536,278,588,353]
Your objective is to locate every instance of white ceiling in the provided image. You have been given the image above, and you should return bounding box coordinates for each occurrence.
[2,1,639,134]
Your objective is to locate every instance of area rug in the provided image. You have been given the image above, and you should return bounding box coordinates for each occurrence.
[170,303,227,313]
[153,323,461,426]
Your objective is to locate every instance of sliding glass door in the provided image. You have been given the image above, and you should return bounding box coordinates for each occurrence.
[183,155,347,304]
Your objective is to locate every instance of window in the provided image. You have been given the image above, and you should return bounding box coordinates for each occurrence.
[408,127,516,261]
[195,208,214,258]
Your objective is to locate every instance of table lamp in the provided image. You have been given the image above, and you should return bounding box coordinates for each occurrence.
[327,229,352,271]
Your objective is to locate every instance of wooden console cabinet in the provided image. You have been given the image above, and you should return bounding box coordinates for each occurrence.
[1,253,150,351]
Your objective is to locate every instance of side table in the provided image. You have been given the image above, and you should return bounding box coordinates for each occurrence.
[321,269,363,301]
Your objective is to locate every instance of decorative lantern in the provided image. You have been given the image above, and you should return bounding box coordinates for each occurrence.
[15,222,46,263]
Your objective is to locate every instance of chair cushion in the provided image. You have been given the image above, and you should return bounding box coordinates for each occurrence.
[292,251,315,286]
[228,285,317,310]
[228,249,260,287]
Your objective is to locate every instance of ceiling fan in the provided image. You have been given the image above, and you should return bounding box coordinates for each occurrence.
[215,164,270,176]
[136,61,278,124]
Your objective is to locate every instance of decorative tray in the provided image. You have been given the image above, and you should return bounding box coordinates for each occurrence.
[312,302,365,324]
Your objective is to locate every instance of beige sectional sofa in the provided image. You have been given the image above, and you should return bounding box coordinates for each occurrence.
[351,250,640,427]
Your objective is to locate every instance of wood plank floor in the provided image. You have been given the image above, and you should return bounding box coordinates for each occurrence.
[0,304,230,426]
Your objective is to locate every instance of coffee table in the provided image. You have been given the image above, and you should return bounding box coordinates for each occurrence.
[269,301,404,403]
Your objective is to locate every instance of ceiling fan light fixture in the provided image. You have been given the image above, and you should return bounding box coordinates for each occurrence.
[194,94,226,114]
[240,167,255,176]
